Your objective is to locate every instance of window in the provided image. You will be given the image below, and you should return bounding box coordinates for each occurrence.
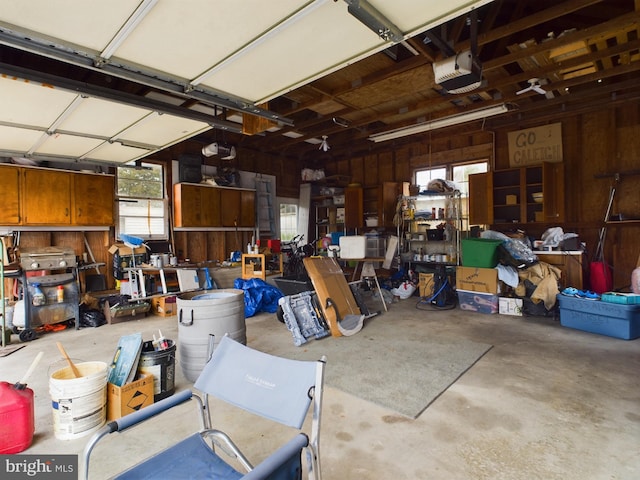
[414,161,488,231]
[117,162,168,239]
[279,203,298,241]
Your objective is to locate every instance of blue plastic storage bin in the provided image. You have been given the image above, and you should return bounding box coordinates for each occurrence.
[557,294,640,340]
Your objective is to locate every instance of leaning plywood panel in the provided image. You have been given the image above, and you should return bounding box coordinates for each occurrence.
[303,257,361,337]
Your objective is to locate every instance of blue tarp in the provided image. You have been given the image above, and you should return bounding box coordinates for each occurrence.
[233,278,284,318]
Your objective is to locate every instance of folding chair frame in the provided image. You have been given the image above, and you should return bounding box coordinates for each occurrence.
[83,337,326,480]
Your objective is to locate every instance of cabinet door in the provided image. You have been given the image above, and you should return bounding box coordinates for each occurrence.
[468,172,493,225]
[73,173,115,225]
[0,165,21,224]
[542,162,565,222]
[22,169,71,225]
[173,183,203,227]
[379,182,400,228]
[202,186,221,226]
[220,189,241,227]
[344,186,363,229]
[239,190,255,227]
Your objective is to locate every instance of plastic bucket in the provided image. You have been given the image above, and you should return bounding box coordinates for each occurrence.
[138,340,176,402]
[49,361,108,440]
[177,289,245,382]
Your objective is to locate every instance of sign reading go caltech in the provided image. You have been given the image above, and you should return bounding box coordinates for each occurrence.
[507,123,563,167]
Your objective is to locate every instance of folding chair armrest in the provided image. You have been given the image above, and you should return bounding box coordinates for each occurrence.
[115,389,193,431]
[242,433,309,480]
[82,390,194,480]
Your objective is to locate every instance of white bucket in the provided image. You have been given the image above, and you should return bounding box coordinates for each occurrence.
[49,361,108,440]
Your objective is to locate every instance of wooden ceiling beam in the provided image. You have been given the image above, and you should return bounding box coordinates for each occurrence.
[485,9,640,71]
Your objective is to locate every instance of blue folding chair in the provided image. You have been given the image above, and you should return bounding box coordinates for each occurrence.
[83,336,326,480]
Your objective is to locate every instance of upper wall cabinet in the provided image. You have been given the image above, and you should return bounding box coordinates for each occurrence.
[0,164,115,227]
[469,162,564,226]
[22,168,73,224]
[72,172,115,226]
[173,183,255,229]
[0,164,21,225]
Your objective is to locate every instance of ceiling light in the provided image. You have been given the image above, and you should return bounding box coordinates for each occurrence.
[344,0,403,43]
[319,135,330,152]
[368,103,514,142]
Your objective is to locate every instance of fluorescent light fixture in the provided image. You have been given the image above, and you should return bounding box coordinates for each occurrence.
[368,103,514,142]
[344,0,403,43]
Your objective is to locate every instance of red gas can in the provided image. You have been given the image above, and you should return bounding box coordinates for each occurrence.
[0,381,35,454]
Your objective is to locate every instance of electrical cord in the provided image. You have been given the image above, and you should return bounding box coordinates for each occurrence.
[415,277,457,311]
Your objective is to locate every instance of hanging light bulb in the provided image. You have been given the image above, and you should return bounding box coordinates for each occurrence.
[319,135,330,152]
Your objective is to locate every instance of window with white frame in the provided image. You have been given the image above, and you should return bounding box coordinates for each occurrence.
[414,161,489,231]
[116,162,168,239]
[279,202,298,241]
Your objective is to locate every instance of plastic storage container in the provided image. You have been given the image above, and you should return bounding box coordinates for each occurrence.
[557,294,640,340]
[461,238,504,268]
[457,290,499,314]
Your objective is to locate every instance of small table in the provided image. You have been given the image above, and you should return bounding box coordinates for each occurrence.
[345,257,388,312]
[125,266,199,299]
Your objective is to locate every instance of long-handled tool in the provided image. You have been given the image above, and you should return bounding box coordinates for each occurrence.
[57,342,82,378]
[591,174,618,293]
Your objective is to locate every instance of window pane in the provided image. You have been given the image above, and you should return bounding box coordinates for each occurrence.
[117,164,163,198]
[117,162,167,239]
[280,203,297,241]
[118,199,166,237]
[415,167,446,191]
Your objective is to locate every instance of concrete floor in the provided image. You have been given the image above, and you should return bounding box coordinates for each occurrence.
[2,297,639,479]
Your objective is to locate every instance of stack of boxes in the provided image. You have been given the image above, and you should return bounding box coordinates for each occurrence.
[456,238,505,315]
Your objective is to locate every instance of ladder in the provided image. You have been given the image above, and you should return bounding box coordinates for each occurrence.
[255,176,276,238]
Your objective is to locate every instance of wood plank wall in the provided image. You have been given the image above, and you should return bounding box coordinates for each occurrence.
[318,105,639,291]
[10,103,639,292]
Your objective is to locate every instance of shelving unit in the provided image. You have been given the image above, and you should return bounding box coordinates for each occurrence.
[469,162,564,226]
[315,202,346,241]
[400,190,462,268]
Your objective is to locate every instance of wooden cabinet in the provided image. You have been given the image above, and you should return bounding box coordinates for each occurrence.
[72,173,115,225]
[22,168,72,225]
[0,165,114,227]
[173,183,221,227]
[173,183,254,228]
[344,186,363,229]
[469,162,564,226]
[535,251,584,289]
[378,182,402,228]
[0,164,21,224]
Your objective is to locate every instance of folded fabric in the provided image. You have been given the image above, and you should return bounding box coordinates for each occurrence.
[496,264,519,288]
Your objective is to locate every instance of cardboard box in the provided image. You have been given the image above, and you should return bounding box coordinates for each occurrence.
[107,373,154,420]
[150,295,177,317]
[457,289,499,314]
[419,273,435,297]
[499,297,523,316]
[456,266,499,294]
[108,243,148,256]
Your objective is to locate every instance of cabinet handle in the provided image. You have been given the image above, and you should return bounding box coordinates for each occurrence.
[65,208,69,216]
